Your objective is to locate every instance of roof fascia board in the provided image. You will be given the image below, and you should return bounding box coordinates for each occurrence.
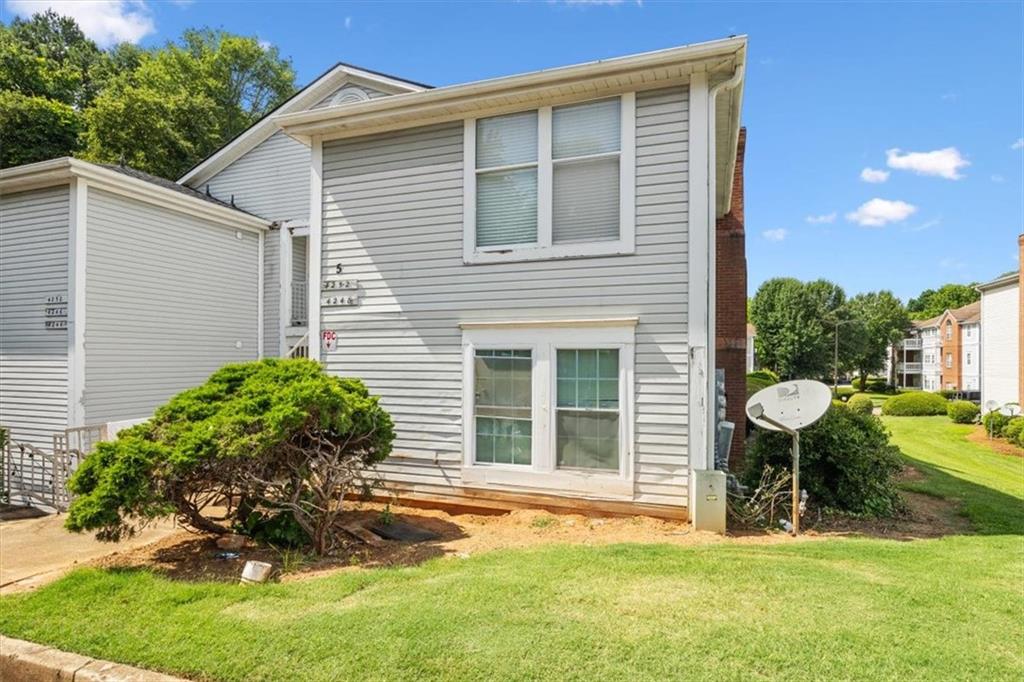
[276,37,746,140]
[178,65,426,187]
[977,273,1019,292]
[1,158,270,231]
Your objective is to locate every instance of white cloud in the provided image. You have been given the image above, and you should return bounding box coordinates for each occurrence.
[344,16,352,29]
[846,198,917,227]
[939,257,966,271]
[991,174,1005,183]
[805,212,837,224]
[762,228,789,242]
[258,39,272,51]
[860,167,890,183]
[885,147,969,180]
[1012,138,1024,150]
[6,1,155,47]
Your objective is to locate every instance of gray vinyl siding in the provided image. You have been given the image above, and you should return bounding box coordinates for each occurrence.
[0,186,70,449]
[263,233,280,354]
[83,189,260,423]
[312,83,391,109]
[204,130,308,355]
[320,87,690,508]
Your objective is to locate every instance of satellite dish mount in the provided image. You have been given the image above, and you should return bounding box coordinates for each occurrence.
[745,380,832,535]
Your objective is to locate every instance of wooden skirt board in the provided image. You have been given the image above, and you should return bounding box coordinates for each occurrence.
[359,483,689,521]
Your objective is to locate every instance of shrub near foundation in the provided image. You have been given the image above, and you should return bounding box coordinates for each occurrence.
[65,358,395,554]
[947,400,980,424]
[745,406,903,516]
[881,392,948,417]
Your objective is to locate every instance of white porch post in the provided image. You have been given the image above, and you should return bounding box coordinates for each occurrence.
[308,136,323,362]
[67,178,88,429]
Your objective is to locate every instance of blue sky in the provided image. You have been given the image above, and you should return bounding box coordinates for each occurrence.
[6,0,1023,301]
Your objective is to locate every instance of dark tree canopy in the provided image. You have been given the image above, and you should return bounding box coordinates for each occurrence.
[845,291,909,390]
[906,283,979,320]
[1,12,297,176]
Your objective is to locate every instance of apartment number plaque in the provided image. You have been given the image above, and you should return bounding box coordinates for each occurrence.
[43,294,68,329]
[321,276,360,308]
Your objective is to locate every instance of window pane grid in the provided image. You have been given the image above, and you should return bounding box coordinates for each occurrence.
[555,349,619,471]
[474,349,532,466]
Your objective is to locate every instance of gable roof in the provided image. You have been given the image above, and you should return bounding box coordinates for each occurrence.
[275,36,747,217]
[1,157,271,231]
[948,300,981,324]
[178,63,429,187]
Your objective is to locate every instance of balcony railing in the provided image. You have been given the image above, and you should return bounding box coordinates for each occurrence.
[899,338,922,350]
[290,281,307,327]
[897,362,923,373]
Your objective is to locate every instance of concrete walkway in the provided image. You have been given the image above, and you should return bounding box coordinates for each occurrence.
[1,635,189,681]
[1,513,177,594]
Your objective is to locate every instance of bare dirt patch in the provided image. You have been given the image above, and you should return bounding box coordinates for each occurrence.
[91,483,973,584]
[966,426,1024,458]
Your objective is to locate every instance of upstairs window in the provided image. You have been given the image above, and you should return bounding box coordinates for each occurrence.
[464,95,636,264]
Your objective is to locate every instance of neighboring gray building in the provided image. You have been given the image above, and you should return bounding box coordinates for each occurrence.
[0,158,269,449]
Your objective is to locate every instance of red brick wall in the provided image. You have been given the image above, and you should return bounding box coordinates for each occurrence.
[715,127,747,468]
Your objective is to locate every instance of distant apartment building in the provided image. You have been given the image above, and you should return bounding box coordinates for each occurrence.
[895,301,980,394]
[977,236,1022,409]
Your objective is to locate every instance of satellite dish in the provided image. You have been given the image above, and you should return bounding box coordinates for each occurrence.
[1000,403,1022,417]
[745,380,832,433]
[985,400,999,413]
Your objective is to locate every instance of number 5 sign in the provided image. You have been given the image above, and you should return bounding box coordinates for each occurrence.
[321,330,337,352]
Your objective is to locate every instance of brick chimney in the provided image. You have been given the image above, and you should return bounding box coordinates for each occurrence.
[716,127,747,469]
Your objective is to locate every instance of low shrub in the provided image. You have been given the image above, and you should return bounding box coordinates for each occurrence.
[947,400,980,424]
[748,369,780,384]
[66,358,395,554]
[939,389,959,400]
[982,411,1011,437]
[1003,417,1024,443]
[744,405,904,516]
[847,394,874,415]
[851,377,893,393]
[881,391,948,416]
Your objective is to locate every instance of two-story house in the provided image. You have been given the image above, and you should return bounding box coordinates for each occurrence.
[2,37,748,529]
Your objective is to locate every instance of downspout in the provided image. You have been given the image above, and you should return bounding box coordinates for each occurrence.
[703,60,745,471]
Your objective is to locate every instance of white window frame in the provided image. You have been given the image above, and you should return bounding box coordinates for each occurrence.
[460,322,636,497]
[463,94,636,265]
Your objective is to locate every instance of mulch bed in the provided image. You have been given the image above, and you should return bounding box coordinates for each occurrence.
[966,426,1024,458]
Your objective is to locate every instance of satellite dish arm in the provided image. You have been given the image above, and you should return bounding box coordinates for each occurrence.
[749,402,798,435]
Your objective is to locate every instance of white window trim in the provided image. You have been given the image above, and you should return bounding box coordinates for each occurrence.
[463,93,636,265]
[460,324,636,497]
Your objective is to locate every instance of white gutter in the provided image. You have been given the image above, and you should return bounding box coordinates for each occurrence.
[0,157,271,232]
[699,61,745,472]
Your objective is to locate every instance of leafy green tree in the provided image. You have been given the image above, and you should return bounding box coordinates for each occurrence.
[0,91,82,167]
[83,29,295,178]
[845,291,909,391]
[66,359,395,555]
[907,283,979,320]
[750,278,846,380]
[0,10,104,107]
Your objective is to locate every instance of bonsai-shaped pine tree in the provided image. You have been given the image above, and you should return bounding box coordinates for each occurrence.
[65,359,394,554]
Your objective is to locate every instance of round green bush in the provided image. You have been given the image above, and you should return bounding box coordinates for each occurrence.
[947,400,980,424]
[744,406,904,516]
[1002,416,1024,442]
[847,394,874,415]
[746,371,777,399]
[851,377,893,393]
[66,358,395,553]
[881,391,948,416]
[982,411,1011,437]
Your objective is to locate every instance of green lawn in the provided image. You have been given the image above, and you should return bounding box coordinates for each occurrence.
[1,418,1022,681]
[884,416,1024,534]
